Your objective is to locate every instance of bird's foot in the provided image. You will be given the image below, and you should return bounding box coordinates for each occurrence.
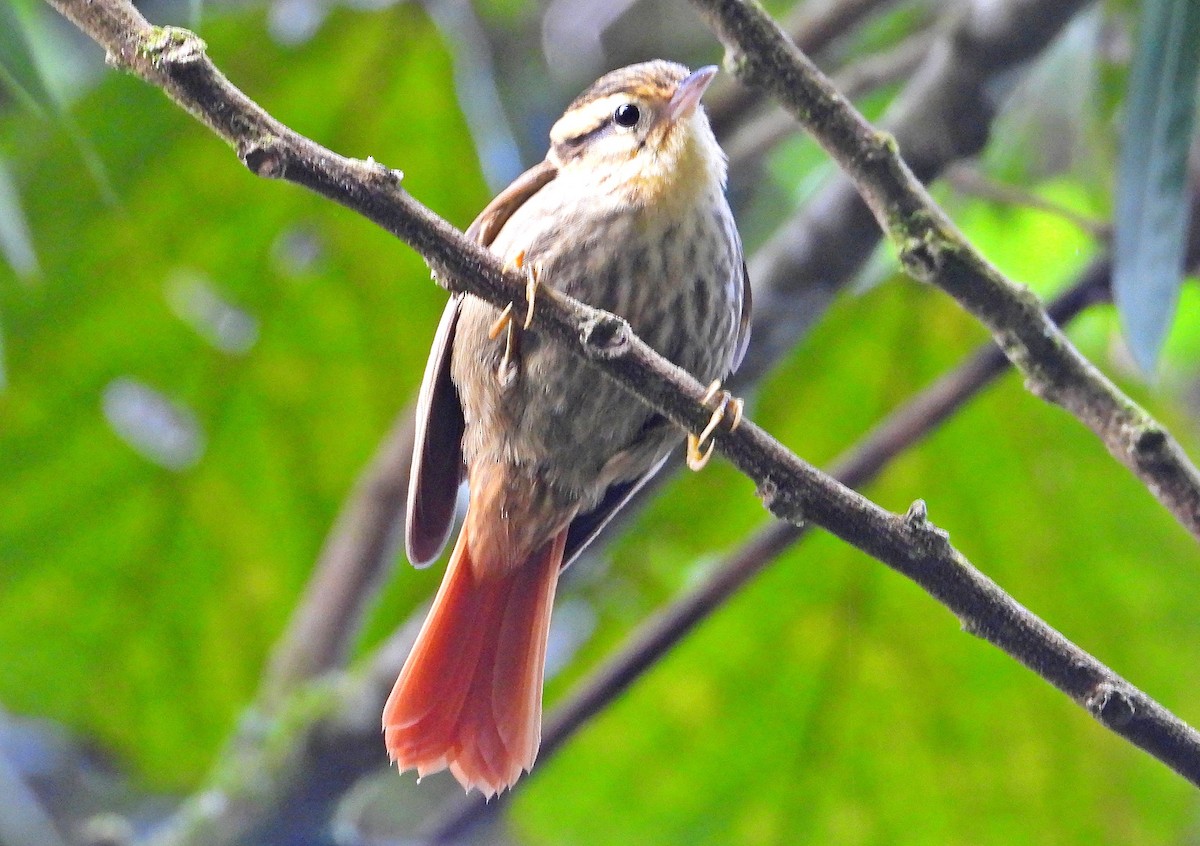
[487,252,541,385]
[686,380,744,471]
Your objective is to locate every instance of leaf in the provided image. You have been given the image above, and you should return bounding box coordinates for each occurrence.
[0,157,41,280]
[1112,0,1200,374]
[0,0,56,117]
[0,1,119,205]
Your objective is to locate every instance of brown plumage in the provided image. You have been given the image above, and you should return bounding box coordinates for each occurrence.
[383,60,751,796]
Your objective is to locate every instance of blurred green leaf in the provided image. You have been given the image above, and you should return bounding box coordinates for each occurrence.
[1113,0,1200,374]
[985,11,1105,188]
[0,156,40,280]
[0,0,56,117]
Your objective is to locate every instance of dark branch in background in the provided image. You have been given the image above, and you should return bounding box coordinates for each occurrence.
[724,24,935,169]
[43,1,1200,845]
[690,0,1200,540]
[705,0,903,133]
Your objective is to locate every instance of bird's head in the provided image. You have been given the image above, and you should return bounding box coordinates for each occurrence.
[547,60,726,208]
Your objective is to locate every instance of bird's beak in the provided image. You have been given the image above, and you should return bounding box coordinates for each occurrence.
[667,65,718,123]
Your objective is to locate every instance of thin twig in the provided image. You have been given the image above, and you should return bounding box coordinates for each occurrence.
[707,0,906,133]
[945,163,1112,241]
[690,0,1200,540]
[724,24,935,170]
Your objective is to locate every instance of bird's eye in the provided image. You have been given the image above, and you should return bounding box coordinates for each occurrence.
[613,103,641,128]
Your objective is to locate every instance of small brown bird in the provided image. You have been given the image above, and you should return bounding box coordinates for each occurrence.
[383,60,751,796]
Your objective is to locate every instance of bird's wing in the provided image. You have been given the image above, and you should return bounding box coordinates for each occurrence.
[466,158,559,244]
[405,158,560,567]
[562,452,672,570]
[731,259,753,374]
[405,294,466,567]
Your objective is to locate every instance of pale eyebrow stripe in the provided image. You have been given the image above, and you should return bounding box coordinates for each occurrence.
[549,94,628,145]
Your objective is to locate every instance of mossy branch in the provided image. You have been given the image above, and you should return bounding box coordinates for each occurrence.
[690,0,1200,540]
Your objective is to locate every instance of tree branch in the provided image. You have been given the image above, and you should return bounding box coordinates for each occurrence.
[724,24,936,170]
[735,0,1097,387]
[706,0,906,133]
[690,0,1200,540]
[45,2,1200,843]
[420,257,1115,843]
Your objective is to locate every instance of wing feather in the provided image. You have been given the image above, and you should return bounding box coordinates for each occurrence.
[467,159,558,246]
[405,158,560,566]
[406,295,466,567]
[562,453,671,570]
[731,259,752,374]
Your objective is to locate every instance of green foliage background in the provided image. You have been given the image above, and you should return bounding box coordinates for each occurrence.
[1,1,1199,844]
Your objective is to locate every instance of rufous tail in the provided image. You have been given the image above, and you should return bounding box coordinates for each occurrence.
[382,517,567,797]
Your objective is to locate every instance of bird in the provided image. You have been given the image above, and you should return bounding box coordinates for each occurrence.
[382,59,751,797]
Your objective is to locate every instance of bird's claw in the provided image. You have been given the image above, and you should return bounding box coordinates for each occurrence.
[487,302,520,385]
[523,262,541,329]
[488,252,544,385]
[686,380,744,471]
[487,302,514,341]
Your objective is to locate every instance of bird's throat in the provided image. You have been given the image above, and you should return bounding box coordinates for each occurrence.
[620,119,726,214]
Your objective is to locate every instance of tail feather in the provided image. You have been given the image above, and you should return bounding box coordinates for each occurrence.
[383,519,566,796]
